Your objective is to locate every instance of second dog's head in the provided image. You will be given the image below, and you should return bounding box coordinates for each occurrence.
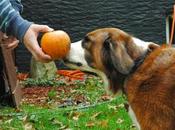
[65,28,159,93]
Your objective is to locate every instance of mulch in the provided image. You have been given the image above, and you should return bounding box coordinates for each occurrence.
[19,70,112,107]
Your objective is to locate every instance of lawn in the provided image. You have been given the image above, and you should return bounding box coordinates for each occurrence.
[0,71,136,130]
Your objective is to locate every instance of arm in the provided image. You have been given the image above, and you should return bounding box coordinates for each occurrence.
[0,0,31,42]
[0,0,53,62]
[9,0,23,13]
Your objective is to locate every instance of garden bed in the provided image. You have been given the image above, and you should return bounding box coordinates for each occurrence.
[21,72,112,107]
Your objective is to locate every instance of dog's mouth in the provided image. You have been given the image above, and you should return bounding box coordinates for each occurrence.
[63,58,94,73]
[64,59,83,67]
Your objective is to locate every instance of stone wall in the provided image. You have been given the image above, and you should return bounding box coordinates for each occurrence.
[16,0,174,72]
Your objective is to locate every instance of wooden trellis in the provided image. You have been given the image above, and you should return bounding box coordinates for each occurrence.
[0,43,22,108]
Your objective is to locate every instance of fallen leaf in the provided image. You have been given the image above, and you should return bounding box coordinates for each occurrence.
[97,120,108,128]
[4,118,13,124]
[63,128,72,130]
[71,112,82,121]
[72,116,79,121]
[108,105,117,110]
[15,108,22,113]
[24,122,35,130]
[17,73,29,80]
[21,115,28,122]
[117,103,125,108]
[50,118,63,126]
[116,118,124,124]
[101,94,112,101]
[85,121,95,128]
[59,125,69,130]
[90,112,102,120]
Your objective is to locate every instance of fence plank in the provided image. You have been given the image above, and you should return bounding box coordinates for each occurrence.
[1,44,22,108]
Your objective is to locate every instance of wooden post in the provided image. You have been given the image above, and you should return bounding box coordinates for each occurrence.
[0,43,22,108]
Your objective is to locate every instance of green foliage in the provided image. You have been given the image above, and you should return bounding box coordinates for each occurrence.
[48,89,57,100]
[23,77,66,87]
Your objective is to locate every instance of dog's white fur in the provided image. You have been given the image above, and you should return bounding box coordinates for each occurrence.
[129,106,141,130]
[66,40,88,67]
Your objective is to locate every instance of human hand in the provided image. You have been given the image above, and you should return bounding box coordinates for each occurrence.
[23,24,54,63]
[0,32,19,49]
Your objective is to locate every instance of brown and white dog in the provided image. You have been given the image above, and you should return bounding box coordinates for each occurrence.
[65,28,175,130]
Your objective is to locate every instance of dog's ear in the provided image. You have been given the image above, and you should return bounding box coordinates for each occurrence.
[103,36,116,50]
[148,43,160,52]
[103,36,122,71]
[102,36,116,69]
[103,37,111,49]
[102,36,125,94]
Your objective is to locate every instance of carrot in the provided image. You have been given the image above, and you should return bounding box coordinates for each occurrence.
[57,70,85,80]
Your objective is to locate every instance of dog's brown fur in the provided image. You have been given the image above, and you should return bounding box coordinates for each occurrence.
[126,46,175,130]
[66,28,175,129]
[83,28,143,93]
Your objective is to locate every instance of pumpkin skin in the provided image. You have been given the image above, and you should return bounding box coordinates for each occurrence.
[41,30,71,60]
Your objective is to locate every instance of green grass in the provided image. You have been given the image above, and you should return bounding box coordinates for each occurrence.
[0,96,136,130]
[0,74,136,130]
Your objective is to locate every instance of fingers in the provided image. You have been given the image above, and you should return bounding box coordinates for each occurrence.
[23,28,52,62]
[34,48,52,62]
[30,46,52,63]
[32,24,54,33]
[1,35,19,49]
[6,40,19,49]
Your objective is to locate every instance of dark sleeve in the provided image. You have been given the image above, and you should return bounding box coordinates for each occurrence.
[9,0,23,13]
[0,0,32,42]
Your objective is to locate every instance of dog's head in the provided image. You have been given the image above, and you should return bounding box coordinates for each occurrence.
[65,28,159,94]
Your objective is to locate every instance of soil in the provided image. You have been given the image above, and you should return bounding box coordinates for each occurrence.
[20,72,112,107]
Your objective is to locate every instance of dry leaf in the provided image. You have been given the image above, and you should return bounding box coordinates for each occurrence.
[50,118,63,126]
[116,118,124,124]
[50,118,69,130]
[97,120,108,128]
[85,122,95,127]
[72,116,79,121]
[59,125,69,130]
[63,128,72,130]
[4,119,13,124]
[17,73,29,80]
[108,105,117,110]
[117,103,125,108]
[101,94,112,101]
[71,112,82,121]
[90,112,102,120]
[22,115,28,122]
[24,122,35,130]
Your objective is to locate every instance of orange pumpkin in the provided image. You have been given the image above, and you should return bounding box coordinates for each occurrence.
[41,30,71,60]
